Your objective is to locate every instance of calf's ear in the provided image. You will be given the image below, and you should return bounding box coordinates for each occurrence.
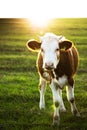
[26,40,41,52]
[59,40,72,51]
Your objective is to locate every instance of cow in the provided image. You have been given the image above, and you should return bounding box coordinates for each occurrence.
[26,33,80,126]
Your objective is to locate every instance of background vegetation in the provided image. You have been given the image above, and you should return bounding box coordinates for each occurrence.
[0,18,87,130]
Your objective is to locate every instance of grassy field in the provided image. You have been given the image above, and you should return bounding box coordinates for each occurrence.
[0,18,87,130]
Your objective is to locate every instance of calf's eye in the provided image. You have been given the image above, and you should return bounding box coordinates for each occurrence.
[56,48,59,52]
[41,48,44,52]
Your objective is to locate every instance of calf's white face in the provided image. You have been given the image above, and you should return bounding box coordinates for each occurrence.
[27,33,72,70]
[40,35,60,70]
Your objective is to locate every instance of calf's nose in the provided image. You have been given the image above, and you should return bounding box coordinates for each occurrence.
[45,62,54,70]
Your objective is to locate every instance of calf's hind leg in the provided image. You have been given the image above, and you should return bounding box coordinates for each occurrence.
[66,83,80,117]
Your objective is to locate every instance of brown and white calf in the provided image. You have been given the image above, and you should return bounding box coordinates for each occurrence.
[26,33,80,126]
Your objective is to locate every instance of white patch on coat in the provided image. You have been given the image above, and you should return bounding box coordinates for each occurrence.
[58,75,68,87]
[53,75,68,89]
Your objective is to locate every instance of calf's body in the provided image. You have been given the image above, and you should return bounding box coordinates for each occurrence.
[27,33,80,126]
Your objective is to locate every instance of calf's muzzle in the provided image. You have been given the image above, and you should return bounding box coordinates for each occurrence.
[45,62,54,70]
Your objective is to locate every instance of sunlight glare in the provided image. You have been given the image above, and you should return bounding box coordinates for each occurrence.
[29,16,50,28]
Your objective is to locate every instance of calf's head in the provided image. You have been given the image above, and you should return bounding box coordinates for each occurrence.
[27,33,72,70]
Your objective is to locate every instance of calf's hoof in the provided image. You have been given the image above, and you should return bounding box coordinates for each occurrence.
[53,116,60,126]
[73,109,81,117]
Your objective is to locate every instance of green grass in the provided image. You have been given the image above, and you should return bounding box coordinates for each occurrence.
[0,18,87,130]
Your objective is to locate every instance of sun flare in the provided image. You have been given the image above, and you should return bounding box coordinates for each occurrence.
[28,16,50,28]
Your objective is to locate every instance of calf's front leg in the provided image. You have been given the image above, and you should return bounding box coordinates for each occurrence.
[50,80,62,126]
[39,76,46,109]
[58,88,66,112]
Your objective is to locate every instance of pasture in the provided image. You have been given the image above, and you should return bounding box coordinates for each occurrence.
[0,18,87,130]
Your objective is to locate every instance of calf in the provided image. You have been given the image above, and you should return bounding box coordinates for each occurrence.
[26,33,80,126]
